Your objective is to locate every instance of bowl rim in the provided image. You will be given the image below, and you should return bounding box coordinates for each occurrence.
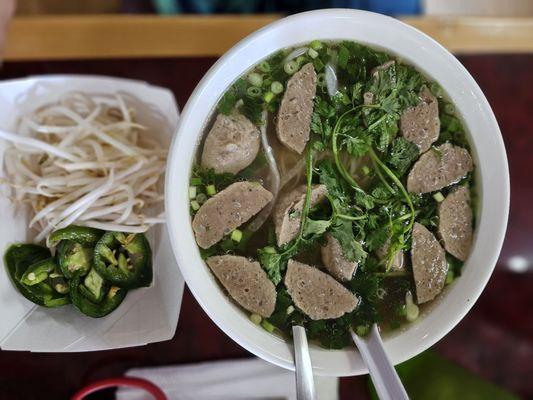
[165,8,510,376]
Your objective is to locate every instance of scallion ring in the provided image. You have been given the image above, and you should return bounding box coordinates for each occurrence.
[246,86,262,97]
[284,61,299,75]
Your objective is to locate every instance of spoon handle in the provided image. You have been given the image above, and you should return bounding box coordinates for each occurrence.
[350,324,409,400]
[292,325,317,400]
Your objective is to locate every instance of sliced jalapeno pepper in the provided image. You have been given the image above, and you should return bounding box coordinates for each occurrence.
[20,258,56,286]
[79,268,108,303]
[94,232,152,289]
[48,225,103,247]
[57,240,93,278]
[70,271,127,318]
[4,244,69,307]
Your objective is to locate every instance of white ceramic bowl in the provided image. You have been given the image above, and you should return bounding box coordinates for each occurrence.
[165,9,509,376]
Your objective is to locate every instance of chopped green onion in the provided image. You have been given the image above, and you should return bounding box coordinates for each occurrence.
[445,270,455,284]
[406,303,420,322]
[258,61,271,72]
[405,291,420,322]
[313,58,325,72]
[263,91,274,103]
[362,165,371,175]
[355,325,369,336]
[190,177,202,186]
[444,103,455,114]
[230,229,243,243]
[286,305,295,315]
[263,246,276,254]
[250,313,262,325]
[261,320,275,333]
[310,40,323,50]
[316,73,326,86]
[190,200,200,211]
[188,186,197,199]
[196,193,208,204]
[307,48,319,59]
[206,184,216,196]
[247,86,262,97]
[433,192,445,202]
[247,72,263,87]
[263,78,272,88]
[284,60,299,75]
[296,55,306,65]
[271,81,283,94]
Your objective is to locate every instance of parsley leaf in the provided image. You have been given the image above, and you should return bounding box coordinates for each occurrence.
[257,248,284,285]
[337,45,350,70]
[342,129,372,157]
[191,166,235,191]
[331,219,367,263]
[386,137,419,176]
[217,92,237,115]
[303,218,332,237]
[311,96,336,145]
[239,95,264,125]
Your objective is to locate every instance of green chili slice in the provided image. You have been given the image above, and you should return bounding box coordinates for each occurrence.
[4,244,69,307]
[70,274,127,318]
[93,232,152,289]
[57,240,93,279]
[48,225,103,247]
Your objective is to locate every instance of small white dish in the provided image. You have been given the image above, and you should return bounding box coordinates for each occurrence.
[165,9,509,376]
[0,75,184,352]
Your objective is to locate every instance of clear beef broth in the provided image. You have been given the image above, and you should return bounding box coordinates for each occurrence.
[189,40,475,349]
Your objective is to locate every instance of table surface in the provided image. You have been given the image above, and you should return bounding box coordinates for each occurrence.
[4,15,533,61]
[0,54,531,399]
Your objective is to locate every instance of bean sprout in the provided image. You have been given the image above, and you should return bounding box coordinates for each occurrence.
[1,92,167,243]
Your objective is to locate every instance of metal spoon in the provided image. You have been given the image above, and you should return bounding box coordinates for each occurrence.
[350,324,409,400]
[292,325,316,400]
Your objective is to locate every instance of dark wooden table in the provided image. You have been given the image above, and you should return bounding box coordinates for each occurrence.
[0,55,531,399]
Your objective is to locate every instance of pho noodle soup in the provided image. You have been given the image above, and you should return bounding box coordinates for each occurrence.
[189,40,475,349]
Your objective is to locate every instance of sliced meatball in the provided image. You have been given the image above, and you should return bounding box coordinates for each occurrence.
[206,255,276,317]
[192,182,273,249]
[284,259,358,320]
[201,113,260,174]
[370,60,395,78]
[407,143,474,194]
[411,222,447,303]
[400,87,440,153]
[321,233,358,281]
[375,239,405,272]
[276,63,317,154]
[273,184,327,246]
[438,186,473,261]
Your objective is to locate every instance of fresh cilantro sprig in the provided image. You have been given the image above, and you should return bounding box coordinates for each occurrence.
[258,146,319,285]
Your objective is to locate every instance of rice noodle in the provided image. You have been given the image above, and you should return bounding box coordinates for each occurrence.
[1,92,166,243]
[247,111,280,232]
[280,158,306,189]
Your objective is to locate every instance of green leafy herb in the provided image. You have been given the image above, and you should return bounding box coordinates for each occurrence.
[387,137,420,176]
[191,166,235,192]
